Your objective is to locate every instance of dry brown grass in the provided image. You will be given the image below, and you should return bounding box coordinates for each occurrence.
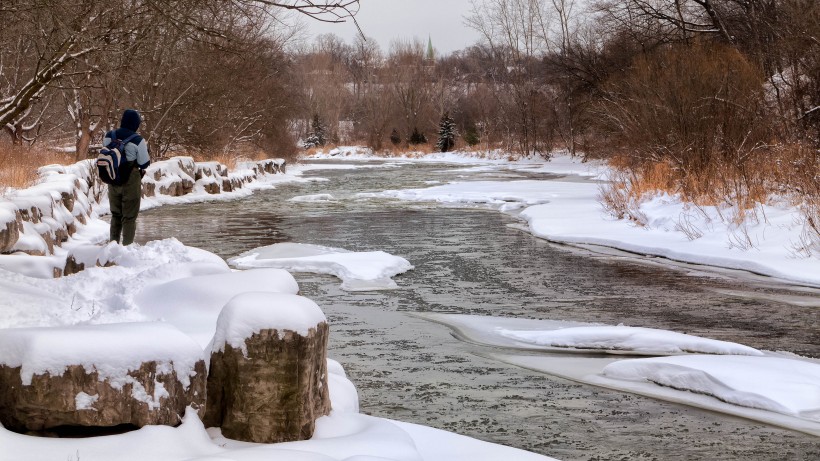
[189,147,278,169]
[0,143,76,191]
[601,144,820,254]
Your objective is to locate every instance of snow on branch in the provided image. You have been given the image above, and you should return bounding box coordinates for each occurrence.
[245,0,360,24]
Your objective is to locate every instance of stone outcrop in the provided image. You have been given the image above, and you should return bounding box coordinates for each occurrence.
[0,361,207,432]
[0,208,22,253]
[256,159,287,175]
[205,309,330,443]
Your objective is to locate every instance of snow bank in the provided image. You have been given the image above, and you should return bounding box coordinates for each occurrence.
[135,268,299,347]
[0,322,203,388]
[229,243,413,291]
[0,405,560,461]
[361,164,819,286]
[211,292,326,354]
[307,146,592,169]
[498,325,764,356]
[0,239,230,330]
[327,358,359,413]
[602,355,820,421]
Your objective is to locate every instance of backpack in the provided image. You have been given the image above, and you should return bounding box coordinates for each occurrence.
[97,133,139,186]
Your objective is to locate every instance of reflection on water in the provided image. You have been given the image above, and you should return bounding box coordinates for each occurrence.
[137,161,820,461]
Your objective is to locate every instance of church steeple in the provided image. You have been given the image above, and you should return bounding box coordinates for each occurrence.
[426,35,435,61]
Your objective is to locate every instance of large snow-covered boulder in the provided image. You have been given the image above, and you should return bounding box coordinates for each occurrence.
[0,322,206,432]
[204,292,330,443]
[143,157,197,198]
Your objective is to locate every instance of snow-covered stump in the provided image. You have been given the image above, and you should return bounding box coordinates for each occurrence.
[0,323,206,433]
[204,293,331,443]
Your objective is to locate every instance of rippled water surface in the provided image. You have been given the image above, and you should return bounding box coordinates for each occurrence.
[137,161,820,461]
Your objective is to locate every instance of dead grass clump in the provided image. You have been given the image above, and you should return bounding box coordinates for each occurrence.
[380,142,435,157]
[0,143,75,191]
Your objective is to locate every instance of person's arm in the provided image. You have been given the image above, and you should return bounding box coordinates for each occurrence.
[135,139,150,169]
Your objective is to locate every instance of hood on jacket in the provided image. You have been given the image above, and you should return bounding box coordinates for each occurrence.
[120,109,141,132]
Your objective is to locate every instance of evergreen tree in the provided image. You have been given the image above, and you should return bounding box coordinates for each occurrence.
[390,128,401,146]
[436,112,457,152]
[409,127,427,145]
[311,114,326,146]
[463,122,480,147]
[303,114,326,148]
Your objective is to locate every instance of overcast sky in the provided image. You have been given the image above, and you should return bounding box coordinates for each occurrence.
[305,0,482,55]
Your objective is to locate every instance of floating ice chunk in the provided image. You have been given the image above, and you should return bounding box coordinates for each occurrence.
[602,355,820,421]
[229,243,413,291]
[498,325,764,356]
[289,194,335,203]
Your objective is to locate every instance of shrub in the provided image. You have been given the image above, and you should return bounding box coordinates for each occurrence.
[595,42,768,182]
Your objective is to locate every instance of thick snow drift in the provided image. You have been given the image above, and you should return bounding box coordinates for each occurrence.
[602,355,820,422]
[135,268,299,347]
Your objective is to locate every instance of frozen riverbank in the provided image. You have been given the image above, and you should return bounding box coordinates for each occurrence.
[308,148,819,287]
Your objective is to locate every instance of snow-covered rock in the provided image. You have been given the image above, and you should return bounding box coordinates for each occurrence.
[205,292,330,443]
[0,322,206,432]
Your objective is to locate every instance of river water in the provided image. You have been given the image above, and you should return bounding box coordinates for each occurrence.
[136,160,820,461]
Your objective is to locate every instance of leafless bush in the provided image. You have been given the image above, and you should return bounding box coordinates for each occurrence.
[595,42,768,180]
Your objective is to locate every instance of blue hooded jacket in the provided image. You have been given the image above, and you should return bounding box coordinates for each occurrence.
[105,109,150,169]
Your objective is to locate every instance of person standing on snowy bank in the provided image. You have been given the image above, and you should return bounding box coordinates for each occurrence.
[104,109,150,246]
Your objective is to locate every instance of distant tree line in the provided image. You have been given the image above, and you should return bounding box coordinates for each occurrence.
[0,0,358,160]
[1,0,818,170]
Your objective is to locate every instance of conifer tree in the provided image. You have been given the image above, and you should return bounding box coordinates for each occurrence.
[390,128,401,146]
[436,112,456,152]
[303,114,326,148]
[409,127,427,145]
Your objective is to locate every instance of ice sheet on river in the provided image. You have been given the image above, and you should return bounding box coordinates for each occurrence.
[229,243,414,291]
[418,313,761,356]
[419,313,820,436]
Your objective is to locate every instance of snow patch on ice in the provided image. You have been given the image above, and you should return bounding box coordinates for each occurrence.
[289,193,335,203]
[229,243,413,291]
[498,325,764,356]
